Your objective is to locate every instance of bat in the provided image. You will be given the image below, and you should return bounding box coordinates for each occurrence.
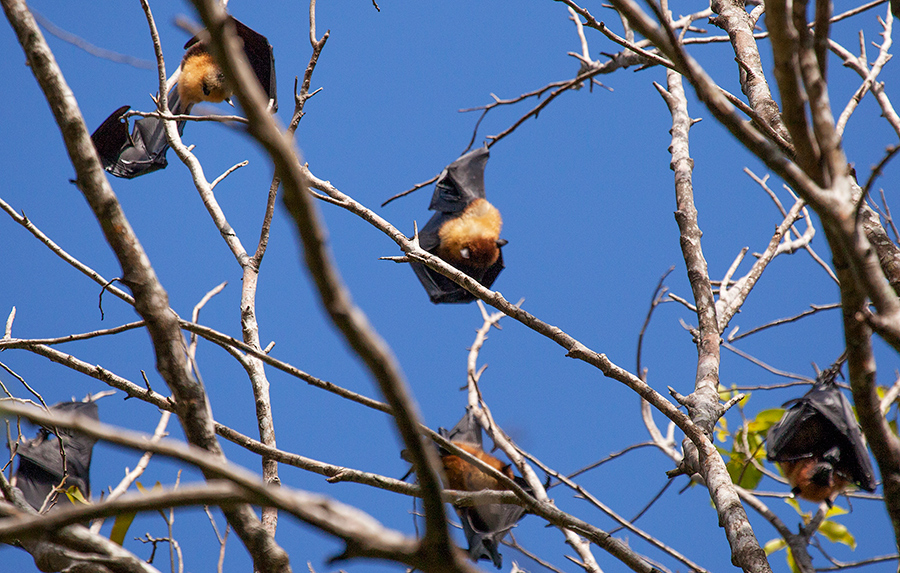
[11,400,100,512]
[91,16,277,179]
[766,368,877,505]
[411,147,507,303]
[438,408,530,568]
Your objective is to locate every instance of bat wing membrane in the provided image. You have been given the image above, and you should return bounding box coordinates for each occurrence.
[428,147,489,213]
[14,401,100,510]
[766,382,877,492]
[439,407,482,448]
[457,502,526,569]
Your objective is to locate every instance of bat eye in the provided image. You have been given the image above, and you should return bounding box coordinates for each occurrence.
[459,247,471,260]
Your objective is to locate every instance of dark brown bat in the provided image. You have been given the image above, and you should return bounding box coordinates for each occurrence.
[411,147,507,303]
[11,400,100,512]
[91,16,276,179]
[766,366,877,505]
[438,408,530,569]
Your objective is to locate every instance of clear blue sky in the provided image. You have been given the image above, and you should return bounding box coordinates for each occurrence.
[2,1,898,571]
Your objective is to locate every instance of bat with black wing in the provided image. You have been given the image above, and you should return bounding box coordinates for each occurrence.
[766,366,877,505]
[411,147,507,303]
[437,408,531,569]
[91,16,276,179]
[11,400,100,512]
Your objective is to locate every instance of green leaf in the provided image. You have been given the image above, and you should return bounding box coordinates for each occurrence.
[785,497,803,515]
[764,538,786,555]
[64,486,89,506]
[135,481,163,494]
[748,408,786,434]
[110,512,137,545]
[111,482,164,545]
[715,418,729,443]
[786,547,799,573]
[825,504,848,518]
[719,387,751,408]
[726,455,763,489]
[818,520,857,549]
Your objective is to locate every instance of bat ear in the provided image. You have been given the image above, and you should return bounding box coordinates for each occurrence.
[496,239,508,247]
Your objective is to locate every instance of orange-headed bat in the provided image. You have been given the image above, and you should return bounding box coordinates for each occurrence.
[766,370,876,505]
[411,148,506,303]
[438,408,530,568]
[11,400,100,512]
[91,16,276,179]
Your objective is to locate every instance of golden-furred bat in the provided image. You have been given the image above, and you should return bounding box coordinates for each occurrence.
[438,408,530,568]
[91,16,276,179]
[411,147,506,303]
[766,368,876,505]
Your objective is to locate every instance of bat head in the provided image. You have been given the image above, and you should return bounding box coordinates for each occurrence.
[183,16,277,111]
[436,198,503,270]
[781,456,849,505]
[179,46,231,105]
[458,501,525,568]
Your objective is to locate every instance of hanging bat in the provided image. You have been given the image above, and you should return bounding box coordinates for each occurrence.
[91,16,277,179]
[766,368,876,505]
[438,408,530,569]
[11,400,100,512]
[411,147,507,303]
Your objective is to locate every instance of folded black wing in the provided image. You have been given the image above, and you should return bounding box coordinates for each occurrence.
[14,401,100,511]
[439,407,482,449]
[766,381,876,492]
[428,147,490,214]
[458,503,525,569]
[457,474,531,569]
